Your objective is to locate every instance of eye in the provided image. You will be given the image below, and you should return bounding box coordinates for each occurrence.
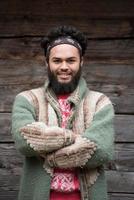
[67,59,76,63]
[53,59,61,64]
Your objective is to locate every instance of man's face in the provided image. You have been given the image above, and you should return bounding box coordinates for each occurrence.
[48,44,82,84]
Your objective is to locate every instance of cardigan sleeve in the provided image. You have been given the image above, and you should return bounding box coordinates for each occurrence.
[83,102,115,168]
[11,94,39,157]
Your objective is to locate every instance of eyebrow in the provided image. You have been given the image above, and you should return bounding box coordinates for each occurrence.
[52,57,77,59]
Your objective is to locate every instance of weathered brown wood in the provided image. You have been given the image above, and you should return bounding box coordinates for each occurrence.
[0,38,134,88]
[1,143,134,198]
[1,114,134,143]
[0,191,18,200]
[107,170,134,193]
[0,83,133,114]
[0,84,44,113]
[0,59,46,85]
[0,38,134,96]
[83,63,134,86]
[112,143,134,172]
[1,60,133,86]
[0,17,133,38]
[1,164,134,194]
[0,113,11,142]
[1,142,134,172]
[0,144,22,170]
[0,0,134,18]
[114,115,134,142]
[0,192,134,200]
[109,193,134,200]
[0,37,43,60]
[1,38,134,62]
[89,84,134,114]
[85,39,134,61]
[0,1,133,200]
[0,168,20,200]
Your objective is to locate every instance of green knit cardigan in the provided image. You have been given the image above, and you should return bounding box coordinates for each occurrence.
[11,78,115,200]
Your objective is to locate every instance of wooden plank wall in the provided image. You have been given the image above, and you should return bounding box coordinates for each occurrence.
[0,0,134,199]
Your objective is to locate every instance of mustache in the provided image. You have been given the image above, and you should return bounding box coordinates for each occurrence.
[57,72,72,75]
[56,69,72,75]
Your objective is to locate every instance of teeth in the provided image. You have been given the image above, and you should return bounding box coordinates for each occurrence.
[59,74,70,76]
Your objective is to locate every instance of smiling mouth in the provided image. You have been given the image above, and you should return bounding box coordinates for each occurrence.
[58,73,71,78]
[56,74,72,82]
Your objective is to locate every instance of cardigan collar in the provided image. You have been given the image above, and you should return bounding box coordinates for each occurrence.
[43,77,88,107]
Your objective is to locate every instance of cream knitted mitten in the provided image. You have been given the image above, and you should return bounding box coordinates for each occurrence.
[46,135,97,168]
[20,122,75,153]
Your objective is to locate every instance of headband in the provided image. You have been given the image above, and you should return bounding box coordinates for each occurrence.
[46,36,82,57]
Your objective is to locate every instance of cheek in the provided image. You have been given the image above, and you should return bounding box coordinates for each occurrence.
[71,64,80,73]
[48,62,58,72]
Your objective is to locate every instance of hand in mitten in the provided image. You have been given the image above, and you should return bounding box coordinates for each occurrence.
[20,122,75,153]
[46,135,97,168]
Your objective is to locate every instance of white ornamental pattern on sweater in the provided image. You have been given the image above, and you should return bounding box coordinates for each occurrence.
[51,172,77,192]
[58,97,71,128]
[50,95,80,192]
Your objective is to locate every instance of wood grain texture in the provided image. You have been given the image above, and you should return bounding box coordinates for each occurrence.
[0,142,134,173]
[1,38,134,61]
[0,59,134,86]
[0,17,133,38]
[0,192,134,200]
[0,0,134,18]
[113,143,134,172]
[0,83,133,114]
[114,115,134,142]
[0,113,11,142]
[1,114,134,143]
[107,170,134,193]
[0,38,134,114]
[0,145,134,197]
[109,193,134,200]
[0,1,134,199]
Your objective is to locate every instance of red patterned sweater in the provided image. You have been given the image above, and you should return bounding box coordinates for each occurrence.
[50,94,81,200]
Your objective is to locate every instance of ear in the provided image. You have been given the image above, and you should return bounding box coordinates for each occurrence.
[80,57,84,67]
[46,62,48,67]
[45,59,48,67]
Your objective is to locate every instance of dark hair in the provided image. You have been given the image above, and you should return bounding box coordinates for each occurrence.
[41,25,88,58]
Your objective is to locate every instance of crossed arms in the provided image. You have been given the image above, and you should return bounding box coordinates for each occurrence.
[11,94,114,169]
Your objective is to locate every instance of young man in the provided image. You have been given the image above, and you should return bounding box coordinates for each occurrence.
[11,25,115,200]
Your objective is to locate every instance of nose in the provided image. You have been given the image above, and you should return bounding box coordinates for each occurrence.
[60,61,69,70]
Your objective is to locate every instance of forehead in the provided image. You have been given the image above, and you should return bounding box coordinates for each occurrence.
[49,44,80,59]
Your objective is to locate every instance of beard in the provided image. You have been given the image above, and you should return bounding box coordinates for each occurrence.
[47,65,82,95]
